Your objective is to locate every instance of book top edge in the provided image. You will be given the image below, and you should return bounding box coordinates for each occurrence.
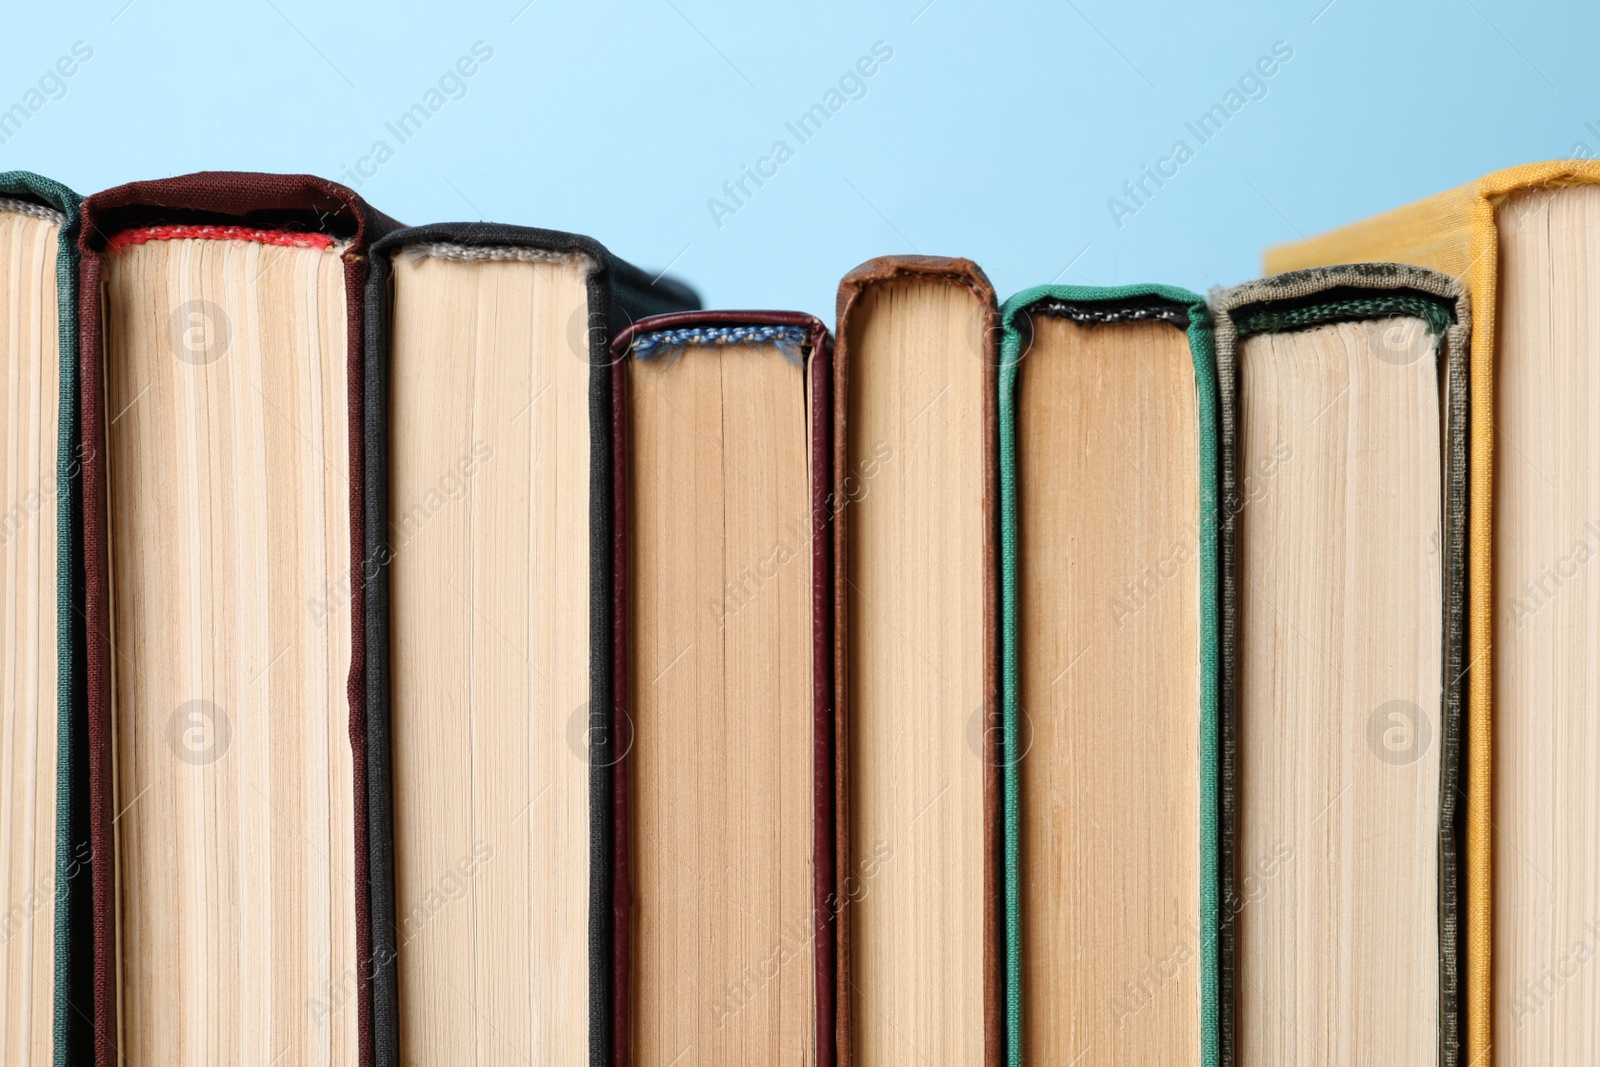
[1265,159,1600,271]
[835,254,996,325]
[374,223,700,316]
[0,170,80,227]
[393,241,596,269]
[614,310,828,362]
[0,195,67,228]
[104,223,349,255]
[1213,262,1465,322]
[80,171,401,255]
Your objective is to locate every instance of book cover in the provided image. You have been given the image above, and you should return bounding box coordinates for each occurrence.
[0,170,88,1067]
[996,283,1219,1067]
[833,255,1000,1067]
[362,224,695,1067]
[607,310,833,1065]
[1212,264,1468,1067]
[77,172,400,1067]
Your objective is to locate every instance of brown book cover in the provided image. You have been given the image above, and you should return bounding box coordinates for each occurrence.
[833,256,1000,1067]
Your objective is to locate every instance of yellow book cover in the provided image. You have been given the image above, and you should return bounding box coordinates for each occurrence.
[1268,160,1600,1066]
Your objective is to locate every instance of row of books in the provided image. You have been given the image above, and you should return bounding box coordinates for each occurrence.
[0,161,1594,1066]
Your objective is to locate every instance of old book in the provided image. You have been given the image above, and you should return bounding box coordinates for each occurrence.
[362,226,695,1067]
[78,173,399,1067]
[607,311,832,1065]
[1213,265,1467,1067]
[996,284,1220,1067]
[833,256,998,1066]
[1266,161,1600,1065]
[0,172,89,1065]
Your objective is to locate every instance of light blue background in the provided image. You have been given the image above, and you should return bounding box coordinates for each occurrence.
[2,0,1592,314]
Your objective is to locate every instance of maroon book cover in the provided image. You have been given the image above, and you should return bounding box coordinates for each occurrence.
[76,172,400,1067]
[607,310,836,1066]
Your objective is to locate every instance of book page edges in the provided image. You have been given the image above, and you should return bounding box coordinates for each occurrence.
[1261,158,1600,1067]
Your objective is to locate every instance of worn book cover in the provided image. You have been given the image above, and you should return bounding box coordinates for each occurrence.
[833,256,1000,1067]
[1213,264,1467,1067]
[1267,162,1600,1065]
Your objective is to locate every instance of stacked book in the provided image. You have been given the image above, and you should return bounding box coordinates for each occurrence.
[1,161,1596,1066]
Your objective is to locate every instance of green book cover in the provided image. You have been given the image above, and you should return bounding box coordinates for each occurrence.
[996,284,1219,1067]
[0,171,88,1067]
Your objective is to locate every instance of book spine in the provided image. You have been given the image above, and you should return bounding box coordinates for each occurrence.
[75,236,115,1067]
[810,326,838,1067]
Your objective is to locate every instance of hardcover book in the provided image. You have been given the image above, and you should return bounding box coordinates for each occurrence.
[361,224,695,1067]
[607,310,833,1065]
[0,171,89,1067]
[1266,161,1600,1065]
[77,172,399,1067]
[833,256,999,1066]
[1212,264,1467,1067]
[996,284,1220,1067]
